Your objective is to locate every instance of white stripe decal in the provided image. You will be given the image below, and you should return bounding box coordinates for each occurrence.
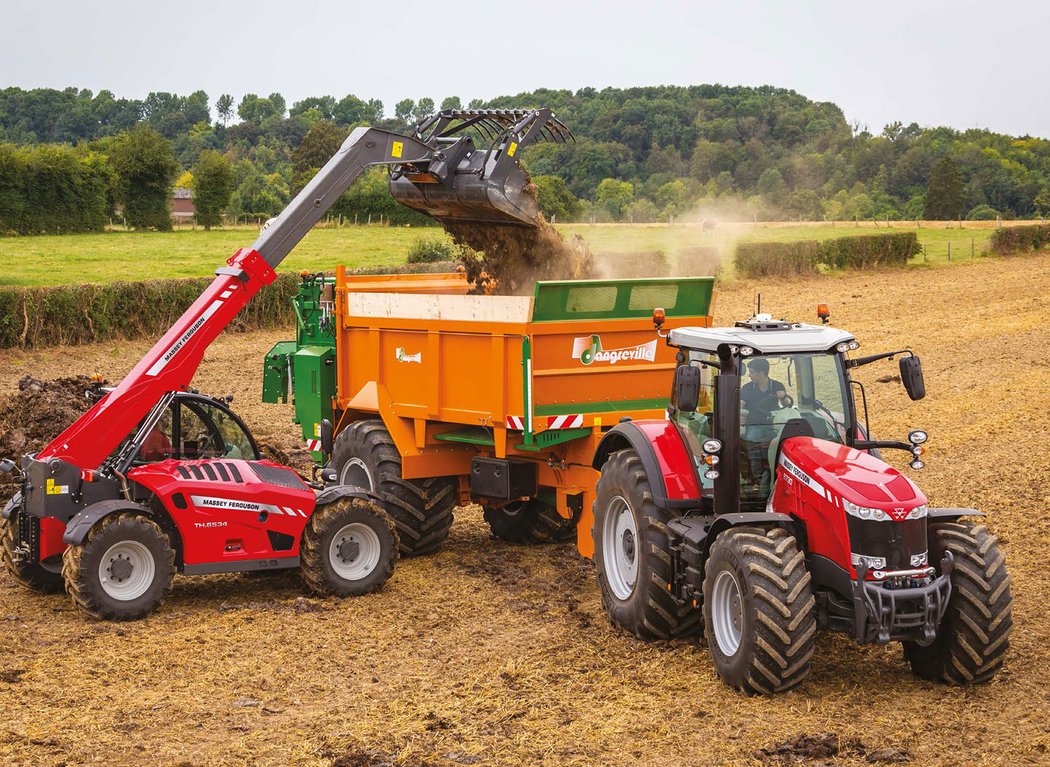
[778,454,827,500]
[190,495,285,515]
[146,299,223,377]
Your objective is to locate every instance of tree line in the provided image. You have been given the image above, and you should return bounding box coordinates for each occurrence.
[2,84,1049,234]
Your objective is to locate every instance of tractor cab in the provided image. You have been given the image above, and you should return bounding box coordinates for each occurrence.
[668,314,862,509]
[665,313,874,512]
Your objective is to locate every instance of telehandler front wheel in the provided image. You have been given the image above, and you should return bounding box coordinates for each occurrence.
[300,497,398,597]
[903,519,1012,684]
[593,449,701,640]
[1,505,65,594]
[332,420,456,557]
[62,513,175,621]
[703,526,816,695]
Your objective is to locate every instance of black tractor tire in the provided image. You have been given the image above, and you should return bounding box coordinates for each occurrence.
[331,420,456,557]
[300,496,398,597]
[483,500,577,544]
[903,520,1012,684]
[592,449,701,640]
[62,512,175,621]
[703,525,817,695]
[1,506,65,594]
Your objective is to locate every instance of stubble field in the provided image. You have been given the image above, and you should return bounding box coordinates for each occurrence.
[0,253,1048,766]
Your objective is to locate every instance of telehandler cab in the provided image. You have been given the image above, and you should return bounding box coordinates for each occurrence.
[592,307,1012,693]
[1,108,568,619]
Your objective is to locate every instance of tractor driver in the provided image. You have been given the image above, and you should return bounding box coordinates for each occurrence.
[741,358,787,496]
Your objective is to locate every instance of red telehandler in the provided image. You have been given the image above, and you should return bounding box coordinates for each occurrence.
[1,109,570,619]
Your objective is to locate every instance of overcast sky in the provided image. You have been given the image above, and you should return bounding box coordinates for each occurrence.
[4,0,1047,138]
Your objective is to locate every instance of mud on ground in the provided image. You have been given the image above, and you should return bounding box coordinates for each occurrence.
[1,254,1049,766]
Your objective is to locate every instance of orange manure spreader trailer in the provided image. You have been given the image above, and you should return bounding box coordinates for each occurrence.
[263,270,714,556]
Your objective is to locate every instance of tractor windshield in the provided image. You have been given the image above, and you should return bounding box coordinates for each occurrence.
[675,351,851,501]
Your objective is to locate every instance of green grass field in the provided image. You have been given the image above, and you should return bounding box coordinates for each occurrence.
[0,221,1003,287]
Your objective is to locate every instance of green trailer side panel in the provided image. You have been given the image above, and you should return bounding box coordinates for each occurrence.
[292,346,336,443]
[262,340,298,404]
[531,277,714,323]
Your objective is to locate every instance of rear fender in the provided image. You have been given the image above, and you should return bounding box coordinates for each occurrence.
[592,421,701,509]
[63,500,151,546]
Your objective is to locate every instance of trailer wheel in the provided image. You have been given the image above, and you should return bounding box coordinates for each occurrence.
[592,449,701,640]
[903,520,1012,684]
[703,526,816,695]
[62,513,175,621]
[332,420,456,557]
[484,500,577,544]
[1,506,65,594]
[300,497,398,597]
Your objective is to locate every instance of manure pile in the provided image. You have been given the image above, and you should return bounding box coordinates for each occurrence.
[0,376,100,502]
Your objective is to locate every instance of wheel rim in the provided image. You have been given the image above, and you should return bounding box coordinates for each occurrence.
[98,541,156,601]
[711,569,744,656]
[602,495,638,600]
[339,457,374,491]
[328,522,382,581]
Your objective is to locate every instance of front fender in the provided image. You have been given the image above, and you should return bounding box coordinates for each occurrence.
[314,484,384,510]
[593,421,701,509]
[928,507,983,520]
[2,491,21,520]
[63,500,148,545]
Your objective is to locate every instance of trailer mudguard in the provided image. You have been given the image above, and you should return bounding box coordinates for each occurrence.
[63,500,150,545]
[593,421,702,509]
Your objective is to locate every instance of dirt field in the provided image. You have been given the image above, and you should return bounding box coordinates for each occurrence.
[1,254,1048,766]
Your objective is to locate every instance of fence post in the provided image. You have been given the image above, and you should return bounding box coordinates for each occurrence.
[948,241,951,261]
[971,237,975,260]
[923,244,927,262]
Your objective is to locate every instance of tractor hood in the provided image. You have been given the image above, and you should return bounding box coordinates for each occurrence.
[778,437,926,514]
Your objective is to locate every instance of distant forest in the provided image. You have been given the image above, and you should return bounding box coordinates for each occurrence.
[2,84,1049,228]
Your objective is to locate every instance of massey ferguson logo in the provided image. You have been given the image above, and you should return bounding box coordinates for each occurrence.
[572,335,657,366]
[888,507,909,522]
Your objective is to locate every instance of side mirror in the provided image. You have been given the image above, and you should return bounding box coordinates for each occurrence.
[320,419,334,454]
[900,355,925,401]
[674,365,701,413]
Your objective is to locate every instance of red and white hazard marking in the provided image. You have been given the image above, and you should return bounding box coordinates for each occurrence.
[505,415,525,431]
[306,439,322,451]
[546,415,584,429]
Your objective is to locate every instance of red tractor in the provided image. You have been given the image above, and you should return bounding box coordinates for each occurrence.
[0,109,568,619]
[591,309,1012,693]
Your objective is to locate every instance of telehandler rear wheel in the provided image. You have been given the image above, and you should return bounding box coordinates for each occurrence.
[703,526,816,695]
[1,505,65,594]
[593,449,701,640]
[300,497,398,597]
[331,420,457,557]
[62,513,175,621]
[484,500,577,544]
[903,519,1012,684]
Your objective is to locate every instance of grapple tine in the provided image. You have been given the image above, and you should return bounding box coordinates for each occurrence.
[388,107,571,228]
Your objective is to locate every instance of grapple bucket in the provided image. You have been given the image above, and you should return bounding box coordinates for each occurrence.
[388,109,572,228]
